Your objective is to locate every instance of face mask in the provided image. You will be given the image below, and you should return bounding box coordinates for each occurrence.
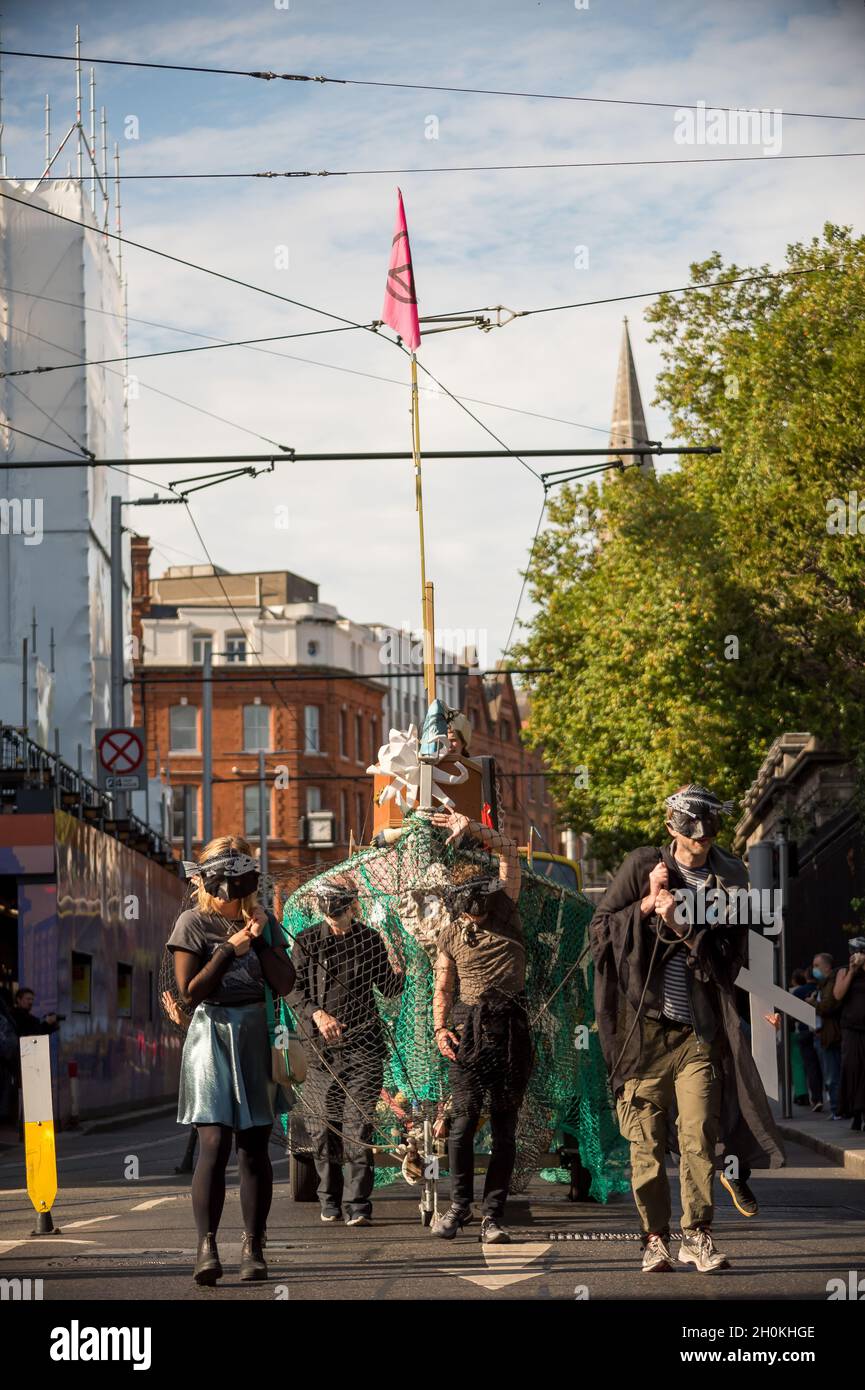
[812,968,825,981]
[222,870,260,900]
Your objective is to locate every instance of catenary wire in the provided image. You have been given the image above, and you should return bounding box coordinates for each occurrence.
[15,150,865,179]
[0,284,635,443]
[2,50,864,121]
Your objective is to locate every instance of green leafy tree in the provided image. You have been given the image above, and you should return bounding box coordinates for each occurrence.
[518,225,865,868]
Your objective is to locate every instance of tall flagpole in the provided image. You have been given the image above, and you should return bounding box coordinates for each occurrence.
[411,351,436,706]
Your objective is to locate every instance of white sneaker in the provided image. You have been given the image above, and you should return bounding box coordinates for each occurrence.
[345,1213,372,1227]
[678,1227,729,1273]
[641,1233,673,1272]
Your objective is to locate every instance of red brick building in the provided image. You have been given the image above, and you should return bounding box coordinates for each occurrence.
[463,671,558,851]
[130,539,389,900]
[130,541,564,899]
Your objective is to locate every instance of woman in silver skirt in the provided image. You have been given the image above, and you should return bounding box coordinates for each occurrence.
[167,835,295,1286]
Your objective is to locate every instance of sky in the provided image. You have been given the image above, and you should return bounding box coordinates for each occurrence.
[2,0,864,666]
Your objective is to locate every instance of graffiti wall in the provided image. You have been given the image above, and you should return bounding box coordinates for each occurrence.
[12,812,185,1122]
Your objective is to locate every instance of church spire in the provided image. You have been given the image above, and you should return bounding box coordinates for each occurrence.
[608,317,654,475]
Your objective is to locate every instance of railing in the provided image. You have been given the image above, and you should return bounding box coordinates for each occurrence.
[0,724,178,867]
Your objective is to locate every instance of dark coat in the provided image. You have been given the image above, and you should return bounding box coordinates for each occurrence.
[590,841,785,1171]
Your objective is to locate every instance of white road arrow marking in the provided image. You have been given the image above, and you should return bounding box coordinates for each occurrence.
[439,1241,552,1291]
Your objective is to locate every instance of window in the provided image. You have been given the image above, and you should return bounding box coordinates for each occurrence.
[306,787,322,815]
[370,717,378,764]
[340,789,348,842]
[356,791,365,839]
[71,952,92,1014]
[339,708,348,758]
[117,963,133,1019]
[526,772,534,803]
[169,704,198,751]
[191,632,212,665]
[307,639,319,659]
[304,705,320,753]
[243,704,270,751]
[501,721,512,744]
[355,712,363,762]
[226,632,247,664]
[171,786,198,842]
[244,784,271,840]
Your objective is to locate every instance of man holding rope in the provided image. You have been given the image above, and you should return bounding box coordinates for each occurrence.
[590,784,784,1275]
[430,808,533,1244]
[286,875,404,1227]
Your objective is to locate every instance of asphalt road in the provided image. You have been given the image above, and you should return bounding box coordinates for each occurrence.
[1,1113,863,1303]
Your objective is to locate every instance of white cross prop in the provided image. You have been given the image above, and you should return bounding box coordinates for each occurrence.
[735,930,816,1101]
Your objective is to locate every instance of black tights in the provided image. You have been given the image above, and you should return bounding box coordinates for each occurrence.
[191,1123,273,1240]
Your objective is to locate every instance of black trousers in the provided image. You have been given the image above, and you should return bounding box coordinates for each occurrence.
[447,1001,532,1220]
[302,1044,384,1218]
[797,1030,824,1105]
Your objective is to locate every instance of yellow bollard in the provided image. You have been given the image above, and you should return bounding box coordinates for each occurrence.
[20,1034,61,1235]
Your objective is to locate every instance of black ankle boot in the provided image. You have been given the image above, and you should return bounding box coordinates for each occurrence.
[193,1233,222,1286]
[239,1233,268,1281]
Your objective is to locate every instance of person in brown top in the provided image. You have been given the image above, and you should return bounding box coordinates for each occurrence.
[430,808,532,1244]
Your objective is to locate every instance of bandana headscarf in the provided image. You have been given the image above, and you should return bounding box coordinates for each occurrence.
[182,851,260,901]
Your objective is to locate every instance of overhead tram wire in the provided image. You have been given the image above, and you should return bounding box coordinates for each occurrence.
[0,420,91,457]
[0,188,390,345]
[15,150,865,179]
[0,284,639,444]
[3,50,864,122]
[9,319,295,454]
[0,255,844,384]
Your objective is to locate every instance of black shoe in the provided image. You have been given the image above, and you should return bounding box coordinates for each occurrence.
[719,1172,759,1218]
[480,1216,511,1244]
[432,1204,472,1240]
[851,1113,863,1133]
[239,1233,268,1282]
[193,1233,222,1286]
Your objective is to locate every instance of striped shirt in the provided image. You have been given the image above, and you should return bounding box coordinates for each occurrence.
[660,857,710,1024]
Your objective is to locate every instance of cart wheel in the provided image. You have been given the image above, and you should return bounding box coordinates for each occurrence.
[420,1207,434,1227]
[289,1152,318,1202]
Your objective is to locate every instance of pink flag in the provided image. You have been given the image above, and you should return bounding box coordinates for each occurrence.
[382,188,421,351]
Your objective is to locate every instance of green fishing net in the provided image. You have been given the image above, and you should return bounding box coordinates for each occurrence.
[276,813,629,1203]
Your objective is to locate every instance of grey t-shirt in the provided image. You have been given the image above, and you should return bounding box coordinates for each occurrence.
[167,909,265,1006]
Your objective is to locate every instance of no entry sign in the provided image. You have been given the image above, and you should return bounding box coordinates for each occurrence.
[95,727,147,792]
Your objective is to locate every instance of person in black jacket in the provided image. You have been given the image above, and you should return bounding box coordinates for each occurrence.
[591,784,784,1276]
[287,876,403,1227]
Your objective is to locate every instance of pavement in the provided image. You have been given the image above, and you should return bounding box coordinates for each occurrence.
[0,1111,863,1302]
[772,1099,865,1178]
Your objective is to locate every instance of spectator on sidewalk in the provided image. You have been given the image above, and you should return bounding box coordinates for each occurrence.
[790,969,822,1108]
[812,953,842,1119]
[12,988,60,1038]
[834,937,865,1133]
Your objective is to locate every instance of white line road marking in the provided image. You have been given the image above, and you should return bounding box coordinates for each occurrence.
[130,1196,179,1211]
[0,1238,100,1251]
[0,1134,179,1172]
[64,1215,123,1229]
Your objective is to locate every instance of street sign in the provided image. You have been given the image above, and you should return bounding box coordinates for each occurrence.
[95,726,146,793]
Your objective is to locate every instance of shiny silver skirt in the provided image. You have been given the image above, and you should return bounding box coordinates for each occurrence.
[177,1001,274,1130]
